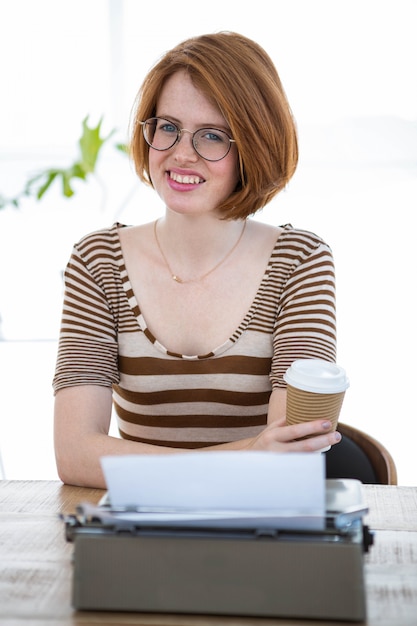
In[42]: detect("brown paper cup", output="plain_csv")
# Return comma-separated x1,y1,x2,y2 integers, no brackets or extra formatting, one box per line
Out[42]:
286,384,346,439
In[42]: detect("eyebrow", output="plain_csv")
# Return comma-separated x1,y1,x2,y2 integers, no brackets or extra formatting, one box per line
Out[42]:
156,114,232,133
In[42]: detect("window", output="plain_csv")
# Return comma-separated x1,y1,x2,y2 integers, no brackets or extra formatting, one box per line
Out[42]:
0,0,415,482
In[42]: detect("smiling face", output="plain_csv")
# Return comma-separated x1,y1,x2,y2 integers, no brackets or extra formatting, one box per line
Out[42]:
148,71,239,217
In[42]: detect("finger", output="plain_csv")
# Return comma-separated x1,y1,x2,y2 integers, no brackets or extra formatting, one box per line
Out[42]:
277,419,333,443
290,429,342,452
268,418,333,437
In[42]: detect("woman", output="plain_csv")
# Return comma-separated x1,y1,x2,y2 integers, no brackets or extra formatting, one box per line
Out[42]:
53,32,341,487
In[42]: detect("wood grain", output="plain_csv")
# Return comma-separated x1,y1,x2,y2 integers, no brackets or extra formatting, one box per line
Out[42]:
1,481,416,625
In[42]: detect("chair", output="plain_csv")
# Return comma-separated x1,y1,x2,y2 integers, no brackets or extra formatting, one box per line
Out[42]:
325,422,397,485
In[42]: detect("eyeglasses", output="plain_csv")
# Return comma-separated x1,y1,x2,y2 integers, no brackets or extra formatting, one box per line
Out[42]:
140,117,236,161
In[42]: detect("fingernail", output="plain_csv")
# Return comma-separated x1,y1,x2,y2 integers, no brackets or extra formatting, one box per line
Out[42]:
334,432,342,442
322,421,331,430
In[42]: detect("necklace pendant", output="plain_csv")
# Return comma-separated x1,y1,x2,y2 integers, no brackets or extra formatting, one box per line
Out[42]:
172,275,183,283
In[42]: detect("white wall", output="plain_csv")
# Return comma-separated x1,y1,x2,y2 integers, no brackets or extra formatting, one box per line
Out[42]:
1,0,416,484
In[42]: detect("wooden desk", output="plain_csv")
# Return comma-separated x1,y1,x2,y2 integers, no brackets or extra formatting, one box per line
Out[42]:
1,480,416,625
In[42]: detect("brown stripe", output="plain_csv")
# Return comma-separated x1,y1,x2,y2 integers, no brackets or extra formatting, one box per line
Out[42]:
118,355,272,376
115,404,268,428
118,430,224,448
114,385,271,407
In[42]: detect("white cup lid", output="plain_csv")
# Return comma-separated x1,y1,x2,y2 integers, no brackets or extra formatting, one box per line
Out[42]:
284,359,349,393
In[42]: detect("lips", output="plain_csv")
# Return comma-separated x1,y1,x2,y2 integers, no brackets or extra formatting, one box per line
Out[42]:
169,171,204,185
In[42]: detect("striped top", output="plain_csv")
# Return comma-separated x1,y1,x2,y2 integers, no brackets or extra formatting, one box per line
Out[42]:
53,222,337,448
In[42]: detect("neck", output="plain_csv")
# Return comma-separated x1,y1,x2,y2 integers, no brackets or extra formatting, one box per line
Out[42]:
154,217,247,284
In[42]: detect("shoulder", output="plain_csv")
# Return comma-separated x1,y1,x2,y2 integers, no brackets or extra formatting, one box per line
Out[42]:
275,224,333,263
72,223,127,265
278,224,331,251
268,224,334,276
74,222,124,252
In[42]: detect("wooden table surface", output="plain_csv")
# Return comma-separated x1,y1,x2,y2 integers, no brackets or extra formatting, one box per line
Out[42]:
1,480,416,625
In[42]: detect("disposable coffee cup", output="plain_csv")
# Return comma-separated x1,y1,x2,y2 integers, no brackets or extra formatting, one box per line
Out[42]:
284,359,349,441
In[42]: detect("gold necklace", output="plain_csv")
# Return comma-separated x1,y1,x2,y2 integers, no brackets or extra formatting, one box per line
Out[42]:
154,219,247,284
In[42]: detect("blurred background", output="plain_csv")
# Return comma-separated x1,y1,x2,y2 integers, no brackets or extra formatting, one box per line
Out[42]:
0,0,416,483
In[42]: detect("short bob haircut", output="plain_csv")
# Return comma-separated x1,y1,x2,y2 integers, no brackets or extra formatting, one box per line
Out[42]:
130,32,298,220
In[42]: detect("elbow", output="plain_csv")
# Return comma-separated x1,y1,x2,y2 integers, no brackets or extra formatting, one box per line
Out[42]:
54,440,106,489
54,442,88,487
55,450,80,486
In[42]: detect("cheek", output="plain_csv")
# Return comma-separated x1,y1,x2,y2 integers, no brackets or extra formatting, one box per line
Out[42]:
218,154,240,193
148,149,170,186
148,151,160,183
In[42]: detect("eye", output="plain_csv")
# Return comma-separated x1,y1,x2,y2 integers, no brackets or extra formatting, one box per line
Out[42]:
199,129,228,144
157,120,178,134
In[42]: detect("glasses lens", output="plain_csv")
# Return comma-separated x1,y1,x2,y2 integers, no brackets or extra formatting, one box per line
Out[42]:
143,118,178,151
193,128,232,161
142,118,233,160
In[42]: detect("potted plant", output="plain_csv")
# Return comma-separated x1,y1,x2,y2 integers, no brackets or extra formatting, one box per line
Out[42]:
0,116,127,210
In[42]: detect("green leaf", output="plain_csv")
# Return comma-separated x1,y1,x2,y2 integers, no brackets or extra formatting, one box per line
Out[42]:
69,162,88,181
79,116,115,174
61,171,75,197
0,114,127,210
115,142,129,154
35,170,60,200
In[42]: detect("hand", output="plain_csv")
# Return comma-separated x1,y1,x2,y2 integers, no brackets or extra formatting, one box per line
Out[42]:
247,417,342,452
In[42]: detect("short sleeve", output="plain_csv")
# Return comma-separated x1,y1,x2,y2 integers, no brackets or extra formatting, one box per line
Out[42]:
52,235,120,393
270,234,337,388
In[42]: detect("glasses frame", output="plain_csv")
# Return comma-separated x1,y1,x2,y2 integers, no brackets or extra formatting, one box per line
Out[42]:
140,117,236,162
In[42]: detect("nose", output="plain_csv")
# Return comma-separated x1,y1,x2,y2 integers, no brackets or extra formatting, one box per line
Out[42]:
173,129,198,162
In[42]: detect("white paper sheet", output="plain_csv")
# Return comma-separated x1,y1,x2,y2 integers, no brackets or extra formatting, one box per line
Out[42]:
100,452,326,530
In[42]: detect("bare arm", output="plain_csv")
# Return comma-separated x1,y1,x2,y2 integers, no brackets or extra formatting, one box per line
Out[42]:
54,386,341,488
53,385,185,488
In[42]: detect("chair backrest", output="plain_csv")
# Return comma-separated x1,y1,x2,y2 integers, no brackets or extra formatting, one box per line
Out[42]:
325,422,397,485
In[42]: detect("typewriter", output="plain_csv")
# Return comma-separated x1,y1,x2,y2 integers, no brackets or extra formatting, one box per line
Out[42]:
63,476,373,622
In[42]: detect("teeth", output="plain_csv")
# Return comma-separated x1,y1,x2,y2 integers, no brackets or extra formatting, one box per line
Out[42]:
170,172,202,185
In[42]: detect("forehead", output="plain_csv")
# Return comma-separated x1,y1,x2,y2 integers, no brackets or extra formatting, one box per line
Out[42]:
156,71,226,126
